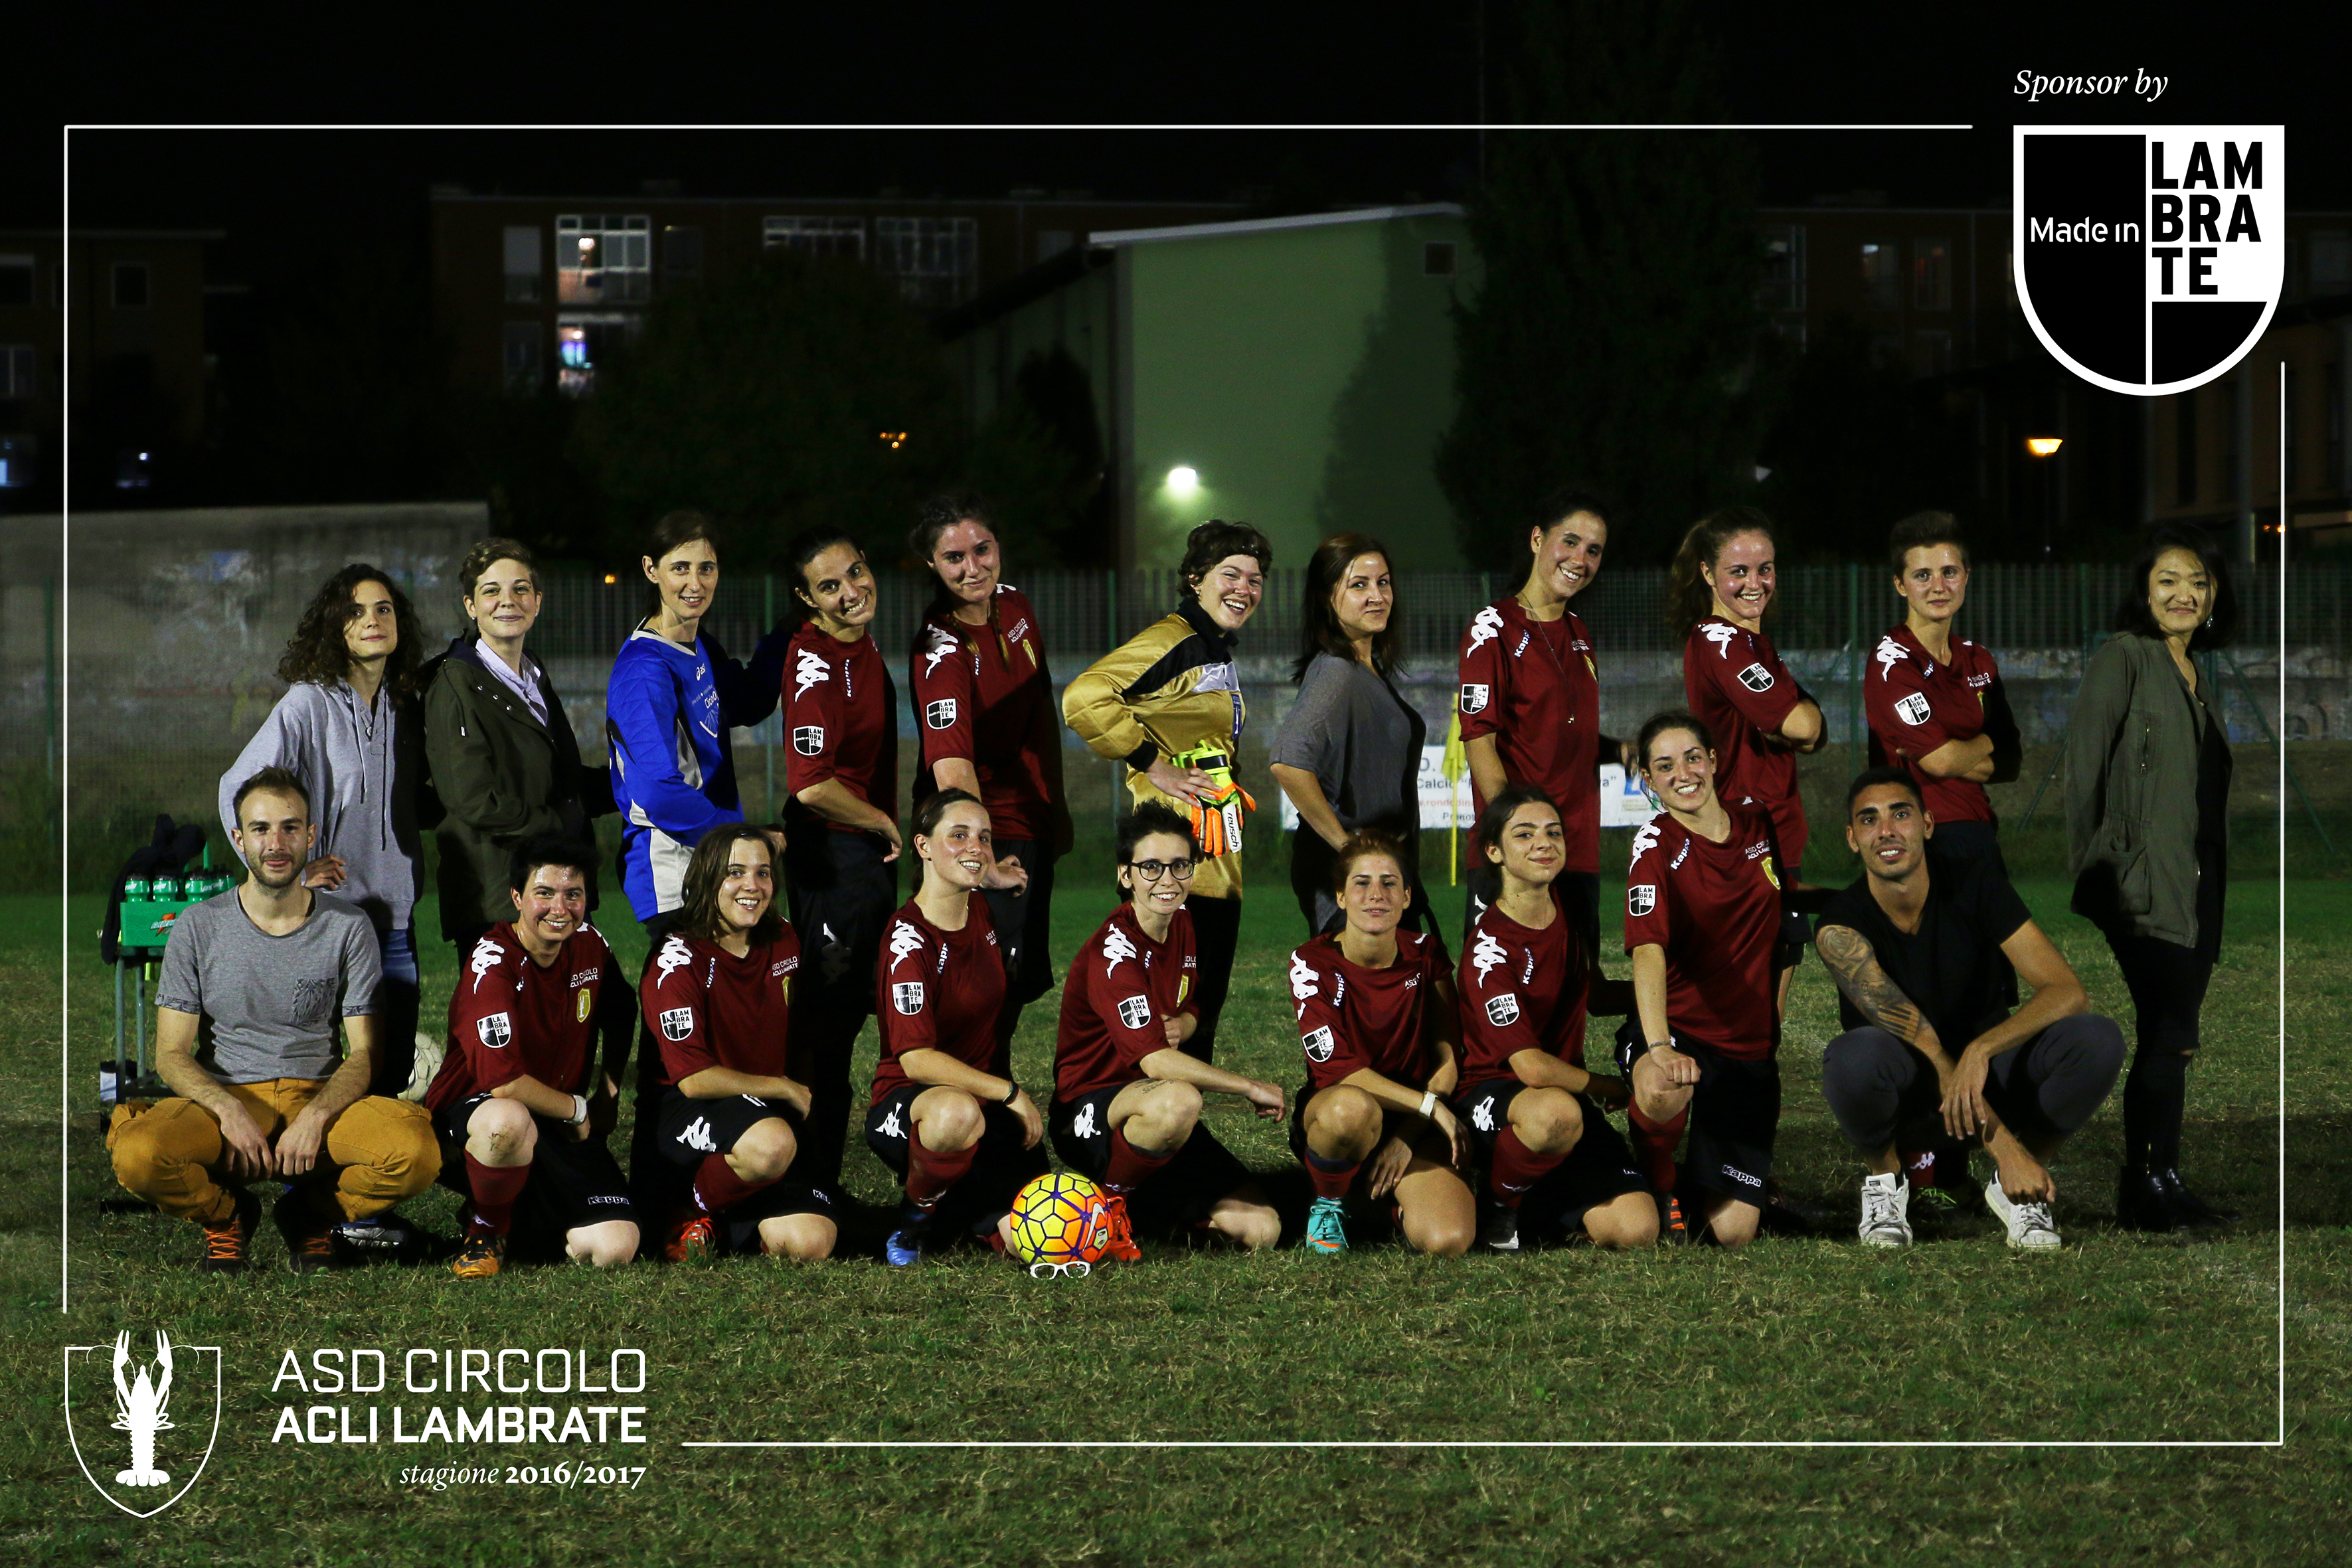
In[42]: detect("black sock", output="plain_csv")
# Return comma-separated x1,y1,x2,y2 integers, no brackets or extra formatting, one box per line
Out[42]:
2122,1050,2188,1169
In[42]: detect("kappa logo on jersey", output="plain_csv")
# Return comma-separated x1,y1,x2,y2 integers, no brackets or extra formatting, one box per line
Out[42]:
655,934,694,986
924,698,958,730
792,647,831,700
886,921,926,973
877,1105,905,1140
1875,636,1908,678
1466,605,1504,655
1117,994,1153,1030
1102,923,1139,978
1470,929,1509,982
475,1012,512,1050
1737,662,1775,693
1671,837,1691,869
1629,819,1663,865
1895,692,1933,726
921,624,959,676
1485,992,1521,1028
1288,951,1319,1006
2013,125,2284,394
792,726,825,755
1302,1026,1335,1063
1629,884,1657,917
1062,1100,1099,1142
678,1117,716,1153
1470,1096,1496,1133
891,981,925,1016
467,935,503,988
1703,623,1738,658
659,1006,695,1042
1458,682,1490,715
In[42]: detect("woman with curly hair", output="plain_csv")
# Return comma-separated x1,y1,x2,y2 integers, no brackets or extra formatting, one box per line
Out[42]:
218,564,430,1097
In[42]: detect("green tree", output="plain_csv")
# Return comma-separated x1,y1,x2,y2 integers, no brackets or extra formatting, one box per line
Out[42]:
1436,0,1785,569
571,250,966,570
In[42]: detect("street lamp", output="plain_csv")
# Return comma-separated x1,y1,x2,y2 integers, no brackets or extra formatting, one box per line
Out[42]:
2025,436,2064,457
2025,435,2064,557
1165,465,1200,496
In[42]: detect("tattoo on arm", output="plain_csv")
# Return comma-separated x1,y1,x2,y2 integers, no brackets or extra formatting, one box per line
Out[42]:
1814,926,1932,1046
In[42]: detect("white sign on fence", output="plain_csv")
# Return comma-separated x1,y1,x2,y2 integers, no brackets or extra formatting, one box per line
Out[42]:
1276,747,1659,832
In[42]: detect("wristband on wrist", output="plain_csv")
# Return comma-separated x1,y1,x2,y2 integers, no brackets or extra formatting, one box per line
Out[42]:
569,1093,589,1126
1418,1089,1439,1119
1002,1080,1021,1106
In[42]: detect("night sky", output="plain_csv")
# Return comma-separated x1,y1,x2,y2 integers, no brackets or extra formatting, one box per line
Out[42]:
20,4,2348,290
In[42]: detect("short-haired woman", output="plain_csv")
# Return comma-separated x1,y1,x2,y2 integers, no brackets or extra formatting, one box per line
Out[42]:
636,825,836,1263
425,538,614,957
907,491,1072,1069
2067,523,2240,1233
219,563,429,1097
1289,831,1474,1257
1271,533,1437,945
1064,520,1274,1065
865,790,1045,1267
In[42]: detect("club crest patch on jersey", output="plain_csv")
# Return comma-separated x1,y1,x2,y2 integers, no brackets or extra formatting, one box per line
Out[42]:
792,726,825,755
1738,662,1775,693
1459,682,1489,715
925,698,958,730
659,1006,694,1042
1302,1026,1335,1063
792,647,831,700
1485,992,1521,1027
1117,995,1153,1030
892,981,925,1016
475,1012,512,1050
1761,855,1782,891
1894,692,1932,726
575,988,593,1022
1628,884,1657,917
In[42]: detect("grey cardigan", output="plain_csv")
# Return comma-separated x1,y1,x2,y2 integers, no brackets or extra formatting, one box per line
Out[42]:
2065,631,2230,948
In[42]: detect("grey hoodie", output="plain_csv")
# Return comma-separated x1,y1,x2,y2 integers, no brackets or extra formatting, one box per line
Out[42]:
218,680,421,933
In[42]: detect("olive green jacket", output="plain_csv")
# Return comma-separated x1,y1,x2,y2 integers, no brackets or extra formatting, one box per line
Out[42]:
2065,631,2230,947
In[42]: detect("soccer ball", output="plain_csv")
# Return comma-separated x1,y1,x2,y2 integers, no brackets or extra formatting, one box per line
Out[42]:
1008,1172,1110,1267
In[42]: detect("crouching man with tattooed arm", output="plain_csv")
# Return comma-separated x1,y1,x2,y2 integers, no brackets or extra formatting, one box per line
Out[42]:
1813,768,2125,1251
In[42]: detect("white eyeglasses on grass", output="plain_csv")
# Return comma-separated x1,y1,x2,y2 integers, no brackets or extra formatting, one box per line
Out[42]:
1027,1260,1092,1280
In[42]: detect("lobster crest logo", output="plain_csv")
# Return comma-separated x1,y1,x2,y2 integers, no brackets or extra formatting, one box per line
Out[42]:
64,1330,222,1518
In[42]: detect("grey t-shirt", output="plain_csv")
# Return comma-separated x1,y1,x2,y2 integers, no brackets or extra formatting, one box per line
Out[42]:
155,890,382,1085
1271,653,1427,835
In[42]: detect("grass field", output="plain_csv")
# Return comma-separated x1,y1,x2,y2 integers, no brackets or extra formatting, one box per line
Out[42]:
5,853,2350,1564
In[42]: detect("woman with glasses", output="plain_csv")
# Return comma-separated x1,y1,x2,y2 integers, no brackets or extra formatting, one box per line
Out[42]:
1049,804,1284,1259
1289,831,1473,1257
1064,519,1273,1065
907,491,1072,1067
425,538,614,957
865,789,1045,1267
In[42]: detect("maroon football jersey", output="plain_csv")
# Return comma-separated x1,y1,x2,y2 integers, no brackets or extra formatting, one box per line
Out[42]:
1683,616,1809,870
1622,803,1783,1059
910,586,1057,842
639,927,802,1087
1865,623,2002,826
1052,902,1198,1103
1457,599,1602,874
784,621,894,830
1457,890,1588,1083
1289,928,1442,1093
426,922,626,1110
872,895,1008,1103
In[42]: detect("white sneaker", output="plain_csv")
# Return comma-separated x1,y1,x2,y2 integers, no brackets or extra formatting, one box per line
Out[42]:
1858,1171,1912,1247
1983,1174,2061,1250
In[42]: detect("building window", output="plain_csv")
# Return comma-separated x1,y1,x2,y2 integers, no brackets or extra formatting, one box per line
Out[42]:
2176,394,2197,504
2313,230,2352,291
1423,241,1457,277
555,311,641,398
662,225,704,281
1770,317,1807,351
1912,236,1952,310
763,216,865,258
0,434,33,488
503,322,543,396
1036,230,1074,265
0,258,30,307
0,346,31,399
502,226,542,303
875,216,978,309
113,262,150,308
555,214,651,305
1913,330,1952,376
1759,224,1806,311
1860,241,1901,311
116,449,153,489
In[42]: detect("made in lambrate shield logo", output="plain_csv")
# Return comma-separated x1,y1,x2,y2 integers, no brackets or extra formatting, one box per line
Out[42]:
63,1330,222,1518
2013,125,2283,395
